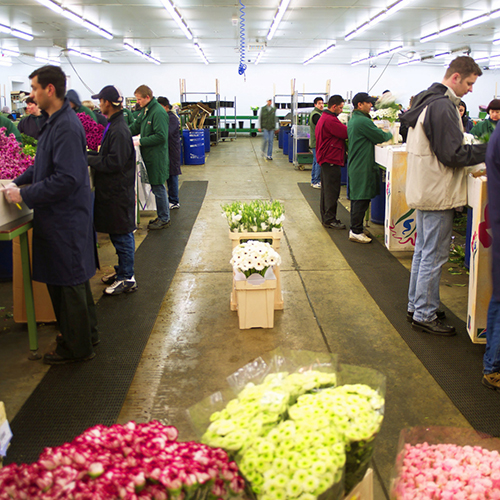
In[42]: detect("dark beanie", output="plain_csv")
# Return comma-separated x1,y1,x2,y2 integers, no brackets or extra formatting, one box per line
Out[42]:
487,99,500,113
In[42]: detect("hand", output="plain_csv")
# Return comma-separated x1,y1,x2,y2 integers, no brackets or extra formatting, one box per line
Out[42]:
258,129,262,132
1,185,23,204
133,137,140,147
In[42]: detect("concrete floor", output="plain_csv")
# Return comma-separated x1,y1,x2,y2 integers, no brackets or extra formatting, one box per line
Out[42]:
0,136,473,499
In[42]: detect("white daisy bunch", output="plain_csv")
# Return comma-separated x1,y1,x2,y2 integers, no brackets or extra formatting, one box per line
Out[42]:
463,132,481,145
338,113,350,125
238,419,346,500
230,240,281,278
221,200,285,233
370,107,399,122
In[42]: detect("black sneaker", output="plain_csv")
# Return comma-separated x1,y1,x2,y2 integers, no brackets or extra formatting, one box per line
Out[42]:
148,219,171,230
148,217,159,225
407,310,446,323
412,318,456,336
104,277,138,295
101,272,117,285
323,220,346,230
169,203,180,209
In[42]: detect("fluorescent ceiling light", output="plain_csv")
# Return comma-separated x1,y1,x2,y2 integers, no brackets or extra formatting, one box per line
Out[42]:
67,48,102,63
491,9,500,19
303,43,336,65
1,47,20,56
434,51,450,58
351,45,402,65
254,51,264,65
193,43,209,65
62,9,84,24
494,38,500,45
99,29,113,40
36,0,63,14
82,20,101,35
420,32,440,43
160,0,193,40
35,56,61,66
345,0,412,41
398,57,420,66
123,43,161,64
267,0,291,41
123,43,135,53
11,29,34,41
461,14,489,30
439,25,461,36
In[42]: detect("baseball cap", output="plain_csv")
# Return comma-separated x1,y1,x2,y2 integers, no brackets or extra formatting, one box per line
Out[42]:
91,85,123,106
487,99,500,113
352,92,377,108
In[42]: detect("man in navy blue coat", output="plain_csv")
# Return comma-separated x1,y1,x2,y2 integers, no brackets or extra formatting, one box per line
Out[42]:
1,66,98,364
483,124,500,390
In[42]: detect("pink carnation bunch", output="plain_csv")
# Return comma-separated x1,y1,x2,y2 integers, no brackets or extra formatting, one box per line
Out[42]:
0,421,245,500
0,127,34,180
392,442,500,499
77,113,105,151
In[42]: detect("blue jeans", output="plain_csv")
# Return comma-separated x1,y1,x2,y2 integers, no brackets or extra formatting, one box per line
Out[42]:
151,184,170,222
484,299,500,374
408,209,454,322
109,232,135,280
262,129,274,157
167,175,179,205
311,148,321,185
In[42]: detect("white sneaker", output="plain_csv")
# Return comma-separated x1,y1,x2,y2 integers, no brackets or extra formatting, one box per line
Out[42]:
311,183,321,189
349,230,372,244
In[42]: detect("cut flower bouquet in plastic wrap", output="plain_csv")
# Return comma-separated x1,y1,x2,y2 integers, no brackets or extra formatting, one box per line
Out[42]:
390,426,500,499
188,349,386,500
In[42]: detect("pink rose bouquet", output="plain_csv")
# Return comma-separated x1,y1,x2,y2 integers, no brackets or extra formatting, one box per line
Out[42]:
391,427,500,499
77,112,105,151
0,421,245,499
0,127,34,180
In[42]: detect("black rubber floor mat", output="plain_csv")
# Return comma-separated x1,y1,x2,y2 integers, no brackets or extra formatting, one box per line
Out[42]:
5,181,208,465
298,182,500,436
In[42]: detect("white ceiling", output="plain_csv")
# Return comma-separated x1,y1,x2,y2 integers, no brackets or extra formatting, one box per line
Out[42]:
1,0,500,68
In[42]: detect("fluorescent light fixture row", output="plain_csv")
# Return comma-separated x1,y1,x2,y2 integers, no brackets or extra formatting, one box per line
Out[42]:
351,45,403,66
494,38,500,45
35,56,61,66
0,23,33,41
67,48,102,63
35,0,113,40
420,8,500,43
254,51,264,65
303,43,336,65
193,43,209,65
159,0,193,40
345,0,411,41
1,47,20,57
267,0,291,41
398,57,421,66
123,43,161,65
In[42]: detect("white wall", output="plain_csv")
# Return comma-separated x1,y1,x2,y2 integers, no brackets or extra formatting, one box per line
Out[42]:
1,62,499,118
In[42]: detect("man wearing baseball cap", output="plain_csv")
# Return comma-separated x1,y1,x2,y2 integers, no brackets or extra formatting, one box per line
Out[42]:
471,98,500,139
347,92,392,244
88,85,138,295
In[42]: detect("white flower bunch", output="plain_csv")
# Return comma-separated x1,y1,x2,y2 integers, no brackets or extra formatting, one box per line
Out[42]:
230,240,281,278
221,200,285,233
370,108,399,122
338,113,349,125
463,132,481,145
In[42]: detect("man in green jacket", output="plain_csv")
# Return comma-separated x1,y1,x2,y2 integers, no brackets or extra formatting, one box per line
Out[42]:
0,114,22,143
259,99,276,160
471,99,500,139
66,89,98,122
129,84,170,230
347,92,392,244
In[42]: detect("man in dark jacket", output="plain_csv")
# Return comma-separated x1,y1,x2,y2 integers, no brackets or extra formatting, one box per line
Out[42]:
17,96,46,139
158,97,182,209
66,89,98,123
482,123,500,390
1,65,98,364
315,95,348,230
259,99,276,160
88,85,137,295
309,97,324,188
400,56,487,336
129,85,170,230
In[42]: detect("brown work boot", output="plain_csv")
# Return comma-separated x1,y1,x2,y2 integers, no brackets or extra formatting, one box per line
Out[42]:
482,372,500,391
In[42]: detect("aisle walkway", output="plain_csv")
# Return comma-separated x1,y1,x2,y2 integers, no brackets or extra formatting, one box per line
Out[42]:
116,137,471,499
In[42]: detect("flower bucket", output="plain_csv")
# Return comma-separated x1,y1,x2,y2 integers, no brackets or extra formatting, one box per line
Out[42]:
390,426,500,499
234,268,277,329
229,230,284,310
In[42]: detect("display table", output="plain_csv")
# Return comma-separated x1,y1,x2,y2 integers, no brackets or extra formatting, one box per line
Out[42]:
375,145,416,252
0,214,40,360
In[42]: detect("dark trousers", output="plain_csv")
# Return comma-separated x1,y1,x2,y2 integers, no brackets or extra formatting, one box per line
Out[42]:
320,163,342,224
47,280,98,359
350,199,371,234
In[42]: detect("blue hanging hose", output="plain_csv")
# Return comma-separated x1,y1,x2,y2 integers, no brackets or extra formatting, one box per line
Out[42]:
238,0,247,76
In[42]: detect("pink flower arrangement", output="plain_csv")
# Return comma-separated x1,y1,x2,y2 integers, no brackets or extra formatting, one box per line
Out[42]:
0,127,35,180
392,442,500,499
0,421,245,500
77,113,105,151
